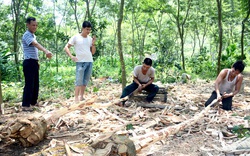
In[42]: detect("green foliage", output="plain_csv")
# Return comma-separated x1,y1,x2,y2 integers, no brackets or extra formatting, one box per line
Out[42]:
232,124,250,138
0,41,17,81
126,124,134,130
221,44,246,69
2,82,22,102
93,86,99,92
92,56,121,80
231,116,250,138
186,47,216,79
1,0,250,105
244,116,250,120
39,60,75,100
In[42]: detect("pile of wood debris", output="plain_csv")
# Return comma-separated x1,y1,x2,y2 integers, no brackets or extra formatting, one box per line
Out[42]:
0,77,249,156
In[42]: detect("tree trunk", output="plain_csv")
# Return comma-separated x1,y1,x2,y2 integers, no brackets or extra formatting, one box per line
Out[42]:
117,0,126,90
131,10,135,67
241,1,250,59
0,70,3,115
69,0,80,32
11,0,24,81
216,0,223,75
176,0,192,71
85,0,91,20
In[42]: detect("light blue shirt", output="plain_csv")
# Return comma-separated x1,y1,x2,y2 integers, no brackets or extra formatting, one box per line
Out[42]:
22,30,39,60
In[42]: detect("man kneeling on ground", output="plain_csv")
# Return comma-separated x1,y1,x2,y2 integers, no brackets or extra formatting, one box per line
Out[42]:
120,57,159,106
205,60,245,110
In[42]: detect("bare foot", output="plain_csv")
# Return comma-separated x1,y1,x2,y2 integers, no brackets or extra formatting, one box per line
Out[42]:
79,97,85,101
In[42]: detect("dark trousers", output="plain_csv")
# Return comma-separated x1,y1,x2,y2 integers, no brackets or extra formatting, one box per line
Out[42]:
120,81,159,102
205,91,233,110
22,59,39,107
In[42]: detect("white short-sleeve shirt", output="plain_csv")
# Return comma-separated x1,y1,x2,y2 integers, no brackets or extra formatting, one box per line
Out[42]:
68,34,93,62
133,65,155,83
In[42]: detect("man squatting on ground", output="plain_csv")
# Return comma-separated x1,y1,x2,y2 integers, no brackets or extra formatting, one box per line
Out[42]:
64,21,96,103
22,17,53,112
120,58,159,106
205,60,245,110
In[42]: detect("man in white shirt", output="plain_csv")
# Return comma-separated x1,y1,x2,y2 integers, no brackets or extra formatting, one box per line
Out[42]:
64,21,96,103
120,58,159,105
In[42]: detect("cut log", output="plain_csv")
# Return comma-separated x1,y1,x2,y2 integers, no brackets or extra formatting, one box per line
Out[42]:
131,99,218,152
0,98,96,147
0,96,133,147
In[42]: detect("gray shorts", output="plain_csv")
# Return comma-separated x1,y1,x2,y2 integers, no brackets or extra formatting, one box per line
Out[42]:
75,62,93,86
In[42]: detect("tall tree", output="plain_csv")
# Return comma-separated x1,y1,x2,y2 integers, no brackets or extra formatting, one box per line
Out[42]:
240,0,250,59
175,0,192,71
216,0,223,75
0,70,3,115
117,0,126,89
69,0,81,32
84,0,97,21
11,0,29,81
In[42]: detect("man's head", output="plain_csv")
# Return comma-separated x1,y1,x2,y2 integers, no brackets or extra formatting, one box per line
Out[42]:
26,17,37,33
142,58,152,71
143,58,152,66
231,60,245,76
81,21,92,36
232,60,245,73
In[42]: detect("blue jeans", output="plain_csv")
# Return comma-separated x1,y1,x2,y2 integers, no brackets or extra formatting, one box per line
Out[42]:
75,62,93,86
120,81,159,102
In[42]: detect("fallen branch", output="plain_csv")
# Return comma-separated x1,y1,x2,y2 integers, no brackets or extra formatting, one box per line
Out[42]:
131,99,218,152
64,140,72,156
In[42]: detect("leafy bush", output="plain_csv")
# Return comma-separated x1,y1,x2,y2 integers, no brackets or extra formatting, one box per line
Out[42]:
221,44,246,69
0,41,17,81
231,116,250,138
186,47,216,79
2,81,22,102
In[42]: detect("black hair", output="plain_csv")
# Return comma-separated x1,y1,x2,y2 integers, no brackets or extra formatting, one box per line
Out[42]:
26,17,36,24
232,60,245,73
143,58,152,66
82,21,92,28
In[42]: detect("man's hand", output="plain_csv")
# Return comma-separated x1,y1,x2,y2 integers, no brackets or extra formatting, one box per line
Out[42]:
216,93,222,102
222,92,233,98
137,84,143,93
141,84,147,89
71,56,78,62
45,51,53,59
92,36,96,46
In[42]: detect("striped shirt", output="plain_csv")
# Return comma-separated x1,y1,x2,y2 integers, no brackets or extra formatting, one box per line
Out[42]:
22,30,39,60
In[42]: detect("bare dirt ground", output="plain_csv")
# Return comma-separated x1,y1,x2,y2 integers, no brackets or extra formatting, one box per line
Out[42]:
0,74,250,156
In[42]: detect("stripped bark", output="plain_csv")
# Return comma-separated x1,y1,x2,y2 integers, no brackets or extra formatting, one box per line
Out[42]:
0,96,132,147
131,99,218,152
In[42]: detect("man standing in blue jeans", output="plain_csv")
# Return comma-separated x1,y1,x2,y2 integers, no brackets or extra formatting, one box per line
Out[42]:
64,21,96,103
120,58,159,106
22,17,53,111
